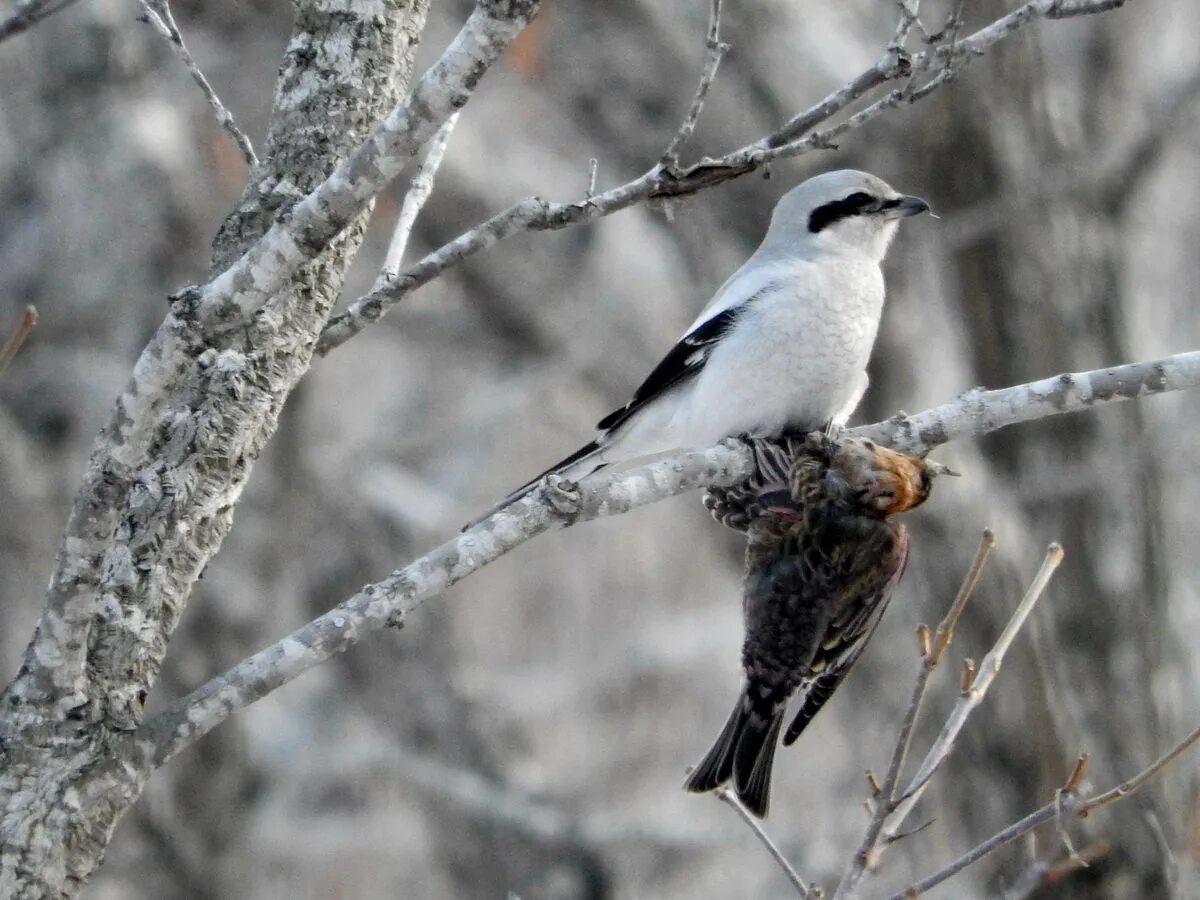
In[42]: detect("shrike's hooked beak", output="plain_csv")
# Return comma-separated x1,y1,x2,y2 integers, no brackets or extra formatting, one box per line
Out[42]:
882,195,932,219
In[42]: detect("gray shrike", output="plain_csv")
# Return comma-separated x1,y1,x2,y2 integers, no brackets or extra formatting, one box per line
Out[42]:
470,170,929,525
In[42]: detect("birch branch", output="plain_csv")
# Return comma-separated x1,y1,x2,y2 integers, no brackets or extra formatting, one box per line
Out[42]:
142,349,1200,766
0,0,82,45
185,0,540,332
374,112,459,289
316,0,1127,354
137,0,258,168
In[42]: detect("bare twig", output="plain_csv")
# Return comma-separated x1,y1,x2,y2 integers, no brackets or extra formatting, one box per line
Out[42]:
374,112,460,289
1063,753,1090,794
1047,0,1127,18
137,0,258,168
316,0,1126,354
890,0,925,48
188,0,540,332
884,723,1200,900
837,530,996,896
661,0,729,168
885,796,1085,900
929,529,996,665
586,157,598,199
855,546,1064,889
0,0,82,45
142,351,1200,765
715,788,810,896
1143,811,1180,899
0,305,38,375
896,545,1064,805
1079,723,1200,815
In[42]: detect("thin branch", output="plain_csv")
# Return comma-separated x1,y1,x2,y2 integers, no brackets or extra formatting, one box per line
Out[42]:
586,158,598,198
660,0,729,168
883,723,1200,900
374,112,460,289
715,788,811,896
1079,723,1200,814
890,0,926,48
929,529,996,665
902,545,1064,801
141,438,754,765
836,530,996,897
884,795,1084,900
0,305,38,375
317,0,1125,354
141,350,1200,764
137,0,258,168
1047,0,1127,18
185,0,540,332
851,544,1064,891
0,0,82,45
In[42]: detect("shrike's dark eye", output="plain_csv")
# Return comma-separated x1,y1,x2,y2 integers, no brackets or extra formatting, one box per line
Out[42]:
843,192,873,206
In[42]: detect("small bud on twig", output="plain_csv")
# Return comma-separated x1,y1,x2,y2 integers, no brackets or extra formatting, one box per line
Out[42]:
866,770,882,796
916,624,931,658
1063,752,1090,794
960,658,976,695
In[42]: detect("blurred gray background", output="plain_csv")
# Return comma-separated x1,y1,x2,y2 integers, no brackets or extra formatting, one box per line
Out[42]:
3,0,1200,897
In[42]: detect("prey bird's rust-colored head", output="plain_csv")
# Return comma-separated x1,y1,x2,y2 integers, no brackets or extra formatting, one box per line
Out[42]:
788,434,951,518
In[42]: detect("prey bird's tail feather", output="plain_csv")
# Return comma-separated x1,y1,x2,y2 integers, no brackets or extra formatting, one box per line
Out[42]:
683,683,787,818
461,438,606,531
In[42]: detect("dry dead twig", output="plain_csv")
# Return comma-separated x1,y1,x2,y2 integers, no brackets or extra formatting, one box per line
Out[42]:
136,0,258,168
0,305,38,376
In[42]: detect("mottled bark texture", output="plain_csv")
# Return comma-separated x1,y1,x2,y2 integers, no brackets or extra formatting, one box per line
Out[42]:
0,1,429,896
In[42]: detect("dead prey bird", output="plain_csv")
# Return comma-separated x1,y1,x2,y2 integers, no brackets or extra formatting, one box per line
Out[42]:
684,434,947,817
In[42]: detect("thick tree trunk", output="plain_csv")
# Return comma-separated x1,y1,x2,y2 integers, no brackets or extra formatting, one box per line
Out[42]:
0,1,429,895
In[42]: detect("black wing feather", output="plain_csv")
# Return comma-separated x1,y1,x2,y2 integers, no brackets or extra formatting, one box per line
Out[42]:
782,526,911,745
596,307,739,432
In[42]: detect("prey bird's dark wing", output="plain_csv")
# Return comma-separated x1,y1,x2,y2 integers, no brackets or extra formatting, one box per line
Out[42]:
782,523,911,746
703,436,810,531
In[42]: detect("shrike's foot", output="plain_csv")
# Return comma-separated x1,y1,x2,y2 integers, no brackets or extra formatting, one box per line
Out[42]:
542,473,582,518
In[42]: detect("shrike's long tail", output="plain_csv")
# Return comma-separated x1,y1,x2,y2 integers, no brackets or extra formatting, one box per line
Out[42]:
461,438,609,530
